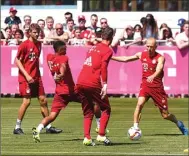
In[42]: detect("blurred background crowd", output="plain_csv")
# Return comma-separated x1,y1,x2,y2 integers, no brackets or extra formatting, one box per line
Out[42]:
0,5,188,50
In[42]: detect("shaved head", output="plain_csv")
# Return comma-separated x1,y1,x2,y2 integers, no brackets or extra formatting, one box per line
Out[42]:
146,37,157,57
146,37,157,46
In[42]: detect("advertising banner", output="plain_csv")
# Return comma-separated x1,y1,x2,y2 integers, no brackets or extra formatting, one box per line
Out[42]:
1,46,188,94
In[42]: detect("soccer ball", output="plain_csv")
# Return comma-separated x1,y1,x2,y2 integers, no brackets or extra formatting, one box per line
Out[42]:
127,127,142,140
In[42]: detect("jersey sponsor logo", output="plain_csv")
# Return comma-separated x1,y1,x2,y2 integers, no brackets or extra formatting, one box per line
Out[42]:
11,49,43,76
142,63,148,71
29,52,37,61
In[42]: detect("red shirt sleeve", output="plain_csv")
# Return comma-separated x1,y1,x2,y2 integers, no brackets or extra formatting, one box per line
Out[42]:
16,43,26,62
59,55,68,65
46,54,55,75
101,50,113,84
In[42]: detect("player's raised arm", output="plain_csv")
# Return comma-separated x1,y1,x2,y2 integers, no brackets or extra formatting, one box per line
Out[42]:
111,52,141,62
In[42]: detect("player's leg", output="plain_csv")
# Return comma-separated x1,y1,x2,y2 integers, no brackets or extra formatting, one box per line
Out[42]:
93,90,112,146
37,79,50,118
93,102,109,134
159,109,188,135
13,96,31,134
32,112,60,143
37,80,62,133
32,94,69,142
77,85,95,146
38,95,62,133
94,103,101,130
133,96,148,130
151,87,188,135
13,81,32,134
38,95,49,118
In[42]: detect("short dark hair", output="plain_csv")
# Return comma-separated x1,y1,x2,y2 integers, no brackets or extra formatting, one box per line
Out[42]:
15,29,24,39
5,26,11,31
101,27,114,40
53,41,66,52
29,23,41,32
91,14,98,18
64,12,73,18
37,19,45,23
67,18,74,24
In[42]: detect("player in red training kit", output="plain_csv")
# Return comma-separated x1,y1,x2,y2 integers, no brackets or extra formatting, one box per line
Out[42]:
32,41,80,142
13,23,62,135
77,27,114,146
111,37,188,135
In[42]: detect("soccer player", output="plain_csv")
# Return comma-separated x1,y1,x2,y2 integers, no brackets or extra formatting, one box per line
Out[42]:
32,40,79,142
13,23,62,134
111,37,188,135
76,27,114,146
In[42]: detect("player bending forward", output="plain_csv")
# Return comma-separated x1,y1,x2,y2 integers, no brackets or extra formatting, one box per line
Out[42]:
32,41,80,142
76,27,114,146
111,37,188,135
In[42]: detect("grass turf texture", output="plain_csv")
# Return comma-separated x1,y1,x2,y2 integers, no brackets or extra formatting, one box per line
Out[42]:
1,98,188,155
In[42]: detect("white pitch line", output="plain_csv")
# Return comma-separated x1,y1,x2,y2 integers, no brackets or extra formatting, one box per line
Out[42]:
1,151,185,155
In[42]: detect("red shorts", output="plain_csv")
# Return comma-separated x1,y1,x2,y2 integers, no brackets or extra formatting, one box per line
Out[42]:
139,85,168,110
19,79,45,97
76,84,111,116
51,93,80,113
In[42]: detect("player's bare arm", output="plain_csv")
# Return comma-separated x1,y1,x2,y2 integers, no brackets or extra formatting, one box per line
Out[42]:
100,60,108,99
15,58,34,83
55,63,66,82
147,56,165,83
111,52,142,62
175,39,189,50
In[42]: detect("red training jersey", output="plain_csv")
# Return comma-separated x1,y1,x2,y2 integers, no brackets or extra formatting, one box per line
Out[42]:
140,51,164,87
80,29,96,40
47,54,75,95
16,39,41,82
77,43,113,88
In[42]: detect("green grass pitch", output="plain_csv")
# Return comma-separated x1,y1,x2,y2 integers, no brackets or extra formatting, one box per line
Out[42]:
1,98,188,155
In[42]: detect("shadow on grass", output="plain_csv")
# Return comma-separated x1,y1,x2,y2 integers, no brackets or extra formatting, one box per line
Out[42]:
43,139,143,146
149,133,183,136
43,138,83,142
111,142,142,146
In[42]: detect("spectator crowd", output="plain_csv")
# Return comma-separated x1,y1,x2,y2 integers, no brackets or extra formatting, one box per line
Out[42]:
1,7,189,50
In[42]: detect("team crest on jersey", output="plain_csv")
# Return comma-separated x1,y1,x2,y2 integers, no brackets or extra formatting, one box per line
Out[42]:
152,59,156,64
